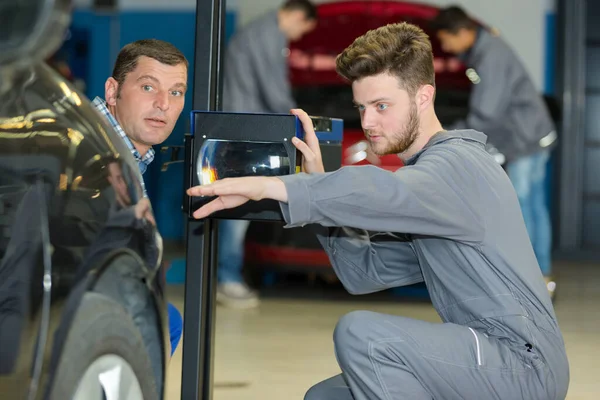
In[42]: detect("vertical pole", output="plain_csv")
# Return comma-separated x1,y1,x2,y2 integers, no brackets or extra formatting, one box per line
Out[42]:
181,0,226,399
181,220,218,400
556,0,586,253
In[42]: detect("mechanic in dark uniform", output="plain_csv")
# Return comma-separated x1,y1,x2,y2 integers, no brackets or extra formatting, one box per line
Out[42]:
216,0,318,308
187,22,570,400
431,6,558,299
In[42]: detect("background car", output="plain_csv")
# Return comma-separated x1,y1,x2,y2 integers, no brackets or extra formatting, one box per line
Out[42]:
0,1,168,399
243,0,472,293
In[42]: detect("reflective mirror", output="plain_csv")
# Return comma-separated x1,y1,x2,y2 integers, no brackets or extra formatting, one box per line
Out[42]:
197,140,291,185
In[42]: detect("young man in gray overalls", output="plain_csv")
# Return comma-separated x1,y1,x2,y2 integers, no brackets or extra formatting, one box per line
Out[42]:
187,22,570,400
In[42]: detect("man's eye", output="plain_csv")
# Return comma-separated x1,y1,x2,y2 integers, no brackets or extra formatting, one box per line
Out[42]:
142,85,153,91
354,105,365,111
377,104,388,111
171,90,184,97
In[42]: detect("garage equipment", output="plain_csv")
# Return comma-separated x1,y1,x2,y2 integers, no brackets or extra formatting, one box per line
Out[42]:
179,1,342,399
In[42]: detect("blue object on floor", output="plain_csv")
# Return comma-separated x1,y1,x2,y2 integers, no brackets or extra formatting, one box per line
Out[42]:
166,258,186,284
168,302,183,356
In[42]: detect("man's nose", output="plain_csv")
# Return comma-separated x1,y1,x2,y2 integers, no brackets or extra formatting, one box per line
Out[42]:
361,108,377,130
154,91,170,111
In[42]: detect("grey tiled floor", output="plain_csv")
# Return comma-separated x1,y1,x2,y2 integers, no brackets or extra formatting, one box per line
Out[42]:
164,261,600,399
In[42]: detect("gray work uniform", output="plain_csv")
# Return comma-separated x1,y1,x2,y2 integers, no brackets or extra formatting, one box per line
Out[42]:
450,29,556,164
278,130,569,400
222,11,296,113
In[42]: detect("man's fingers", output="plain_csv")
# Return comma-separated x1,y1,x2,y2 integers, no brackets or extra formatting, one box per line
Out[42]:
187,185,214,197
187,178,259,219
292,137,315,161
192,198,226,219
291,108,321,153
290,108,310,121
192,195,250,219
186,179,238,198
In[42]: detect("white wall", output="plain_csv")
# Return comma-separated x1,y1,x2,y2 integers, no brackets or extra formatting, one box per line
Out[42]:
233,0,553,91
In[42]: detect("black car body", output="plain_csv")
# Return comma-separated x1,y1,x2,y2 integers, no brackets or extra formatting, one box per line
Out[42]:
0,1,167,399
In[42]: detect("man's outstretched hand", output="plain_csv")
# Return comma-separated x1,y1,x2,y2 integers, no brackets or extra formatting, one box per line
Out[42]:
186,176,287,219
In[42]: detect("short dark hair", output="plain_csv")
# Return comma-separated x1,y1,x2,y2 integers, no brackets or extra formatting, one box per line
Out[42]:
335,22,435,96
281,0,318,20
430,6,478,34
112,39,188,93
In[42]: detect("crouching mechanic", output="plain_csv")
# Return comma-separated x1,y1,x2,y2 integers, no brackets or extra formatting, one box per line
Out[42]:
93,39,187,357
187,23,569,400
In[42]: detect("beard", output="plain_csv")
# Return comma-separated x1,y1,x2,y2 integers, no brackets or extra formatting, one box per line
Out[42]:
366,101,420,156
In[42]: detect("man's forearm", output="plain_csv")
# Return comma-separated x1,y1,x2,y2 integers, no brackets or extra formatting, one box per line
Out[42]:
267,177,288,202
277,161,484,243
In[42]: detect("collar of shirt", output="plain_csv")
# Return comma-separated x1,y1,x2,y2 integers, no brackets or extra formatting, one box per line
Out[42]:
405,129,488,166
92,96,155,174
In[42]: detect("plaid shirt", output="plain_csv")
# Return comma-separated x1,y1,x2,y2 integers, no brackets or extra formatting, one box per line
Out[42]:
92,96,155,175
93,96,156,197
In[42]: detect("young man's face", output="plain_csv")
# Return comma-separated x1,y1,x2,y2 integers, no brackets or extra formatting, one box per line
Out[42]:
436,29,472,55
352,72,421,157
105,56,188,153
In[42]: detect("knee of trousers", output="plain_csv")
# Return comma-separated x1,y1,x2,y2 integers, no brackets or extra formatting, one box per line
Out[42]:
303,382,326,400
333,310,377,369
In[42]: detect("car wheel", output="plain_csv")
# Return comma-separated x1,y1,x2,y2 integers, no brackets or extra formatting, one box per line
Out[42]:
48,292,161,400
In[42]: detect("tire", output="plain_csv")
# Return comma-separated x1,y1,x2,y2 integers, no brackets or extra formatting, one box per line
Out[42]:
48,292,161,400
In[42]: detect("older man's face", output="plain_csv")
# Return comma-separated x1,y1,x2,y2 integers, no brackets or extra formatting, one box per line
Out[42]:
105,56,188,154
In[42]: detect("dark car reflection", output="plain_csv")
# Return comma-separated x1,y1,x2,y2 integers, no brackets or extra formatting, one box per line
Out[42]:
0,62,167,399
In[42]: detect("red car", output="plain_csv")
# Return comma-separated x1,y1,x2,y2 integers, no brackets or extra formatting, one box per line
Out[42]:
244,1,472,284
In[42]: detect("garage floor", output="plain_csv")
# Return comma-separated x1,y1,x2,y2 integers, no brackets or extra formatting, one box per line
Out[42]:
164,261,600,400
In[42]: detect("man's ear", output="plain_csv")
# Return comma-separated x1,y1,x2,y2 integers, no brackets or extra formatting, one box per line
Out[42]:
105,77,119,106
416,84,436,112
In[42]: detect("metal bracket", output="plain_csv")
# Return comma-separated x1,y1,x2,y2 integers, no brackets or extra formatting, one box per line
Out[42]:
160,144,185,171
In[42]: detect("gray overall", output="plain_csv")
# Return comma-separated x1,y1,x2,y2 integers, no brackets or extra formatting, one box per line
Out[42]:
278,130,569,400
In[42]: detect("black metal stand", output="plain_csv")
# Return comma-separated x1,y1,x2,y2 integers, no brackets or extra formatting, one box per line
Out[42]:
181,0,226,399
181,220,218,399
